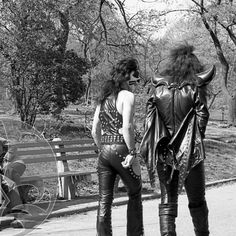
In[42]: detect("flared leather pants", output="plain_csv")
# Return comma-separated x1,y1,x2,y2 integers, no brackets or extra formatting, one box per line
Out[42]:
157,161,206,205
157,161,209,235
97,143,144,236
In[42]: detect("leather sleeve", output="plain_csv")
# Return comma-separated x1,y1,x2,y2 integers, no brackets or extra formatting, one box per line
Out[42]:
195,85,209,138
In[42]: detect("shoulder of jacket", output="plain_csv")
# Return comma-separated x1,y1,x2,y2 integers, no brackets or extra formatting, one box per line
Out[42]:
151,76,172,87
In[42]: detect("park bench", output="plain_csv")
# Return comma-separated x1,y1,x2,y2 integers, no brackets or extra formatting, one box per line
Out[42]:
13,138,98,201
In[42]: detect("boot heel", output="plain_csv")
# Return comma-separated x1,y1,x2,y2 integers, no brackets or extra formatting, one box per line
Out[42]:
159,203,178,236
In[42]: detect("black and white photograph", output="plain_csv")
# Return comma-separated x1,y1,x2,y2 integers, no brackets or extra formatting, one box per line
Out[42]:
0,0,236,235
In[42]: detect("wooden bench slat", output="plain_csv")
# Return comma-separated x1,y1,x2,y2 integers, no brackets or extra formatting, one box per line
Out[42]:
17,146,97,156
14,139,95,148
50,139,95,146
20,171,97,181
15,142,53,148
22,156,55,163
22,153,98,164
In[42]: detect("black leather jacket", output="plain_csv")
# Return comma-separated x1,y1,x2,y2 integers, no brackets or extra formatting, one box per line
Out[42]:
152,76,209,137
140,66,216,191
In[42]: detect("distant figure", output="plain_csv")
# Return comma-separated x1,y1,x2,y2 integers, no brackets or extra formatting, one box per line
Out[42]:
0,138,26,214
3,145,26,201
140,44,215,236
92,58,144,236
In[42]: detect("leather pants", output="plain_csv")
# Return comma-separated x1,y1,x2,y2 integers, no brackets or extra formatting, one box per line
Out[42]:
157,161,209,236
97,144,144,236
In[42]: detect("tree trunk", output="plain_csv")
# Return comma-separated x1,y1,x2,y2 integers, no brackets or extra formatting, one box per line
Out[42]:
19,107,37,128
85,77,91,105
228,92,236,126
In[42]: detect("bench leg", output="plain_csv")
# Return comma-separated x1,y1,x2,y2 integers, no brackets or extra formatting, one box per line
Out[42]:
58,176,75,200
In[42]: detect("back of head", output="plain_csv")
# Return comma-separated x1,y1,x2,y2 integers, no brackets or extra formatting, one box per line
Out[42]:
161,44,204,84
110,58,139,83
96,58,139,105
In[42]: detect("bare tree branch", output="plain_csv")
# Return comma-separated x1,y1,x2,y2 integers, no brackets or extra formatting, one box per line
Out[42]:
115,0,142,36
208,90,221,109
98,0,135,47
158,8,201,16
195,0,232,98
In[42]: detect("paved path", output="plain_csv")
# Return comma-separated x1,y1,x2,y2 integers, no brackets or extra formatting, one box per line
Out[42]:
2,182,236,236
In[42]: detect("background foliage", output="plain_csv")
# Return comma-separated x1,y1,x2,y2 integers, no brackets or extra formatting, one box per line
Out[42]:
0,0,236,129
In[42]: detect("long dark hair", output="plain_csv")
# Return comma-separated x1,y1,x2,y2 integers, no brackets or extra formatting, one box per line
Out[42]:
96,58,139,105
160,44,204,84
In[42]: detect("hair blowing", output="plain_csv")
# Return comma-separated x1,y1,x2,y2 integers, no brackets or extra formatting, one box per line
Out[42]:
161,44,204,84
96,58,139,105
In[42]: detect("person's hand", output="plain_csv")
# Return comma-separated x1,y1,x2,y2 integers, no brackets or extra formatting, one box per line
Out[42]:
94,143,101,154
199,127,206,139
95,148,102,155
121,154,135,168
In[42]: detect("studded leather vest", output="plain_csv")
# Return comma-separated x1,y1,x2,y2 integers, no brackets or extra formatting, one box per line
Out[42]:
99,97,123,136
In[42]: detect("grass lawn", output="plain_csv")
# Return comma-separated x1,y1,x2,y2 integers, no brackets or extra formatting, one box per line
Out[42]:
204,122,236,182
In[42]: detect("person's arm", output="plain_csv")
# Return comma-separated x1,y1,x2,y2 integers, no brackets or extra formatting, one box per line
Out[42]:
121,91,136,168
195,86,209,139
122,91,136,150
91,105,102,150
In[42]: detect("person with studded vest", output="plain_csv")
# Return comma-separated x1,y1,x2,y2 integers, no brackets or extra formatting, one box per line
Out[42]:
92,58,144,236
140,44,216,236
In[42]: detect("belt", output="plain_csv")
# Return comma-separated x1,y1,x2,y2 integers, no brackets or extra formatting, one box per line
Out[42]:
101,135,125,144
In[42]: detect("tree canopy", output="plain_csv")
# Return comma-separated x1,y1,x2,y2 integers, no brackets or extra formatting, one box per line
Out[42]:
0,0,236,126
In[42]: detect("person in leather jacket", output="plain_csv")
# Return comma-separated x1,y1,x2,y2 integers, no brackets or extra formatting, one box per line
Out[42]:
92,58,144,236
140,44,216,236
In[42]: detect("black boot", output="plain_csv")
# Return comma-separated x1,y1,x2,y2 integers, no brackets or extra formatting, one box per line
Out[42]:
96,201,112,236
189,201,209,236
96,215,112,236
127,192,144,236
159,203,178,236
